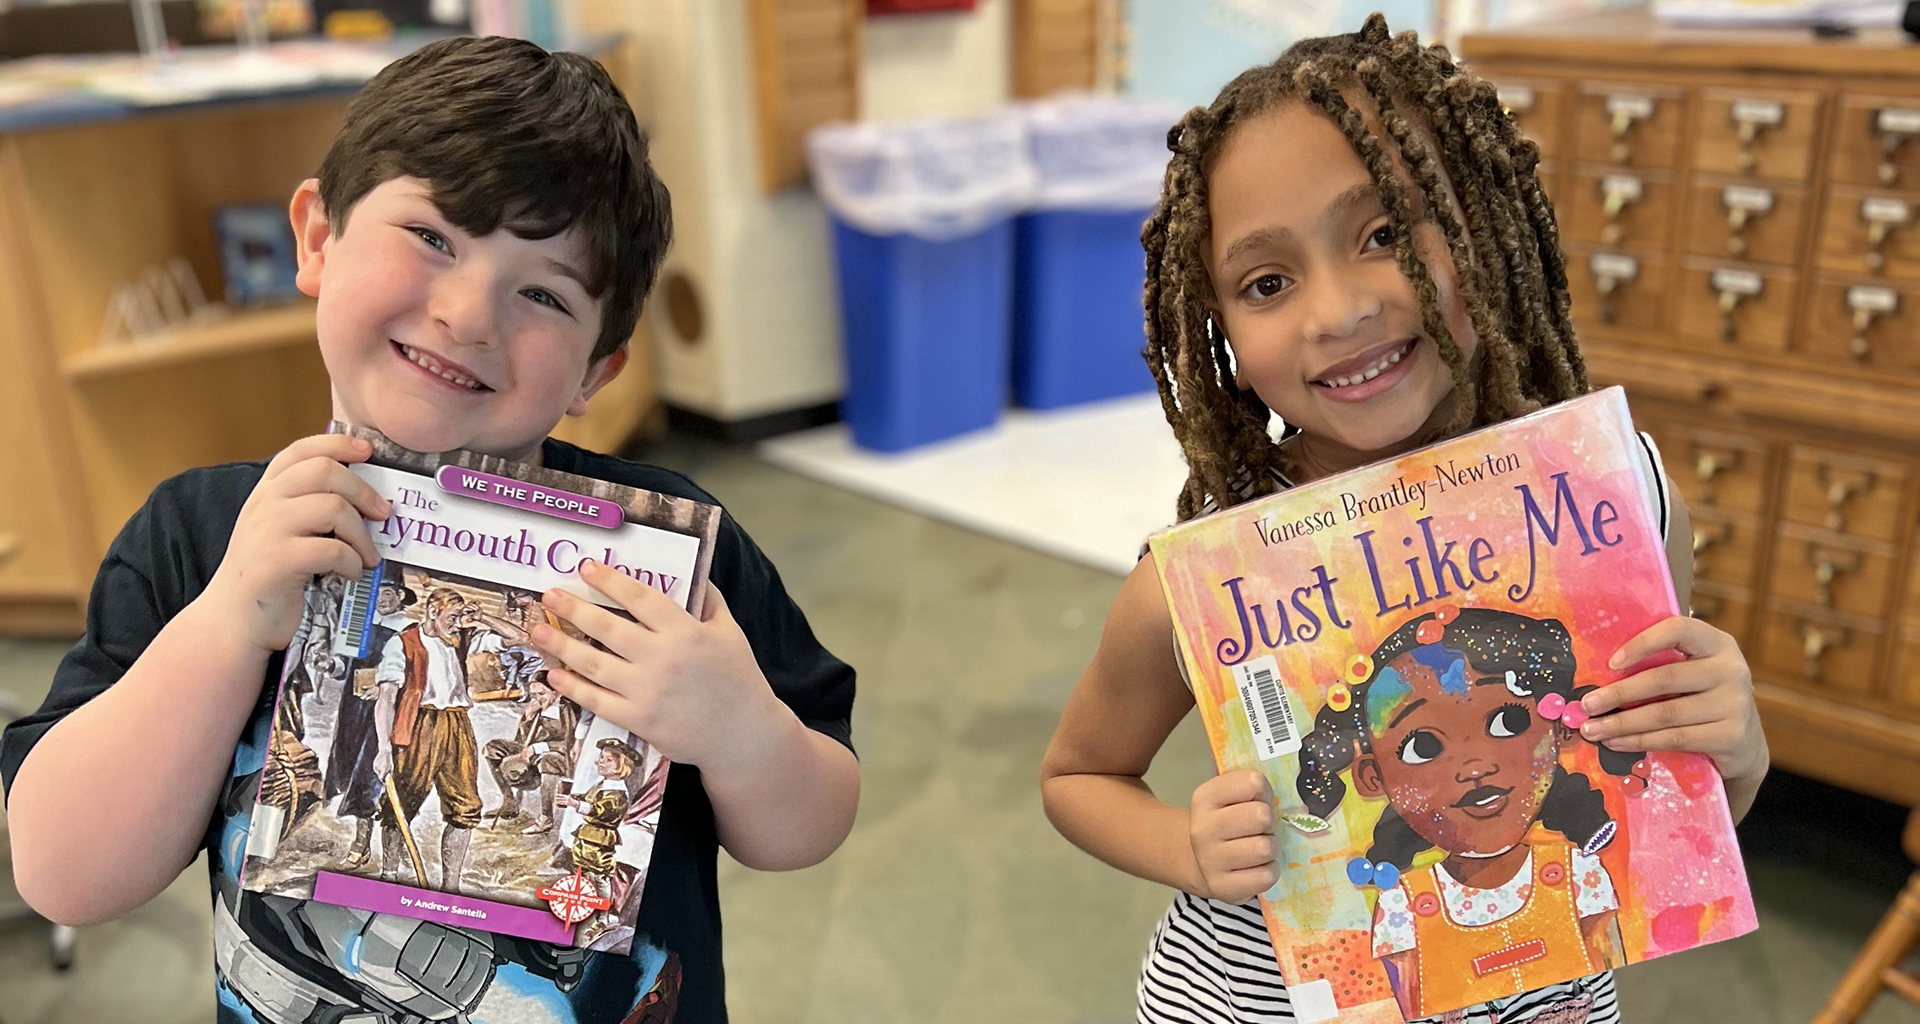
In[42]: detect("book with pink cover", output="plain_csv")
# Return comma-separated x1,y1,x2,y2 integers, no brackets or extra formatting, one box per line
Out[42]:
1146,388,1756,1022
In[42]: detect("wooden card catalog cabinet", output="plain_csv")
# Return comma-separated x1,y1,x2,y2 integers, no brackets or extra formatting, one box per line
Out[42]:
1466,9,1920,809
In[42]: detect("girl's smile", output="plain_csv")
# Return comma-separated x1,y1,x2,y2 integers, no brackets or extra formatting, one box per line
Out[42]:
1310,336,1420,403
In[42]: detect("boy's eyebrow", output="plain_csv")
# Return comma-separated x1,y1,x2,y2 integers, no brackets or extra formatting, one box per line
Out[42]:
544,257,591,291
1387,697,1427,729
1217,181,1384,274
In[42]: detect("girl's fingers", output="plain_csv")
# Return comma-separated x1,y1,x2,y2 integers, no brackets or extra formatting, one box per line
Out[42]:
1581,692,1729,744
1608,615,1731,671
1599,723,1733,759
1581,661,1717,715
578,560,688,631
1218,834,1278,870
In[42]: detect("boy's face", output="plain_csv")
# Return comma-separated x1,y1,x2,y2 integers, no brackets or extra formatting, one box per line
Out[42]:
1203,99,1479,458
293,177,626,462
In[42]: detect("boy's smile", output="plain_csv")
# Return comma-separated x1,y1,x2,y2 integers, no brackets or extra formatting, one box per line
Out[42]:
1204,100,1479,461
292,176,625,463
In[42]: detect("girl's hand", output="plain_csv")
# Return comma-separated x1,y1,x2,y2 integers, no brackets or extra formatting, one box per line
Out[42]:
203,434,392,655
531,561,782,771
1578,615,1768,783
1188,770,1279,903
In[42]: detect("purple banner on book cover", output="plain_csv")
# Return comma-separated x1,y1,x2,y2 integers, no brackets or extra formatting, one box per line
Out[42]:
313,871,576,944
435,465,622,529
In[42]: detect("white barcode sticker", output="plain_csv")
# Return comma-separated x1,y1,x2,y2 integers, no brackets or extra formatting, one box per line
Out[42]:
1712,268,1764,295
1590,252,1639,280
1290,978,1340,1023
1848,286,1899,313
1722,184,1774,212
1862,196,1912,224
1234,655,1302,761
1730,98,1784,126
332,566,379,660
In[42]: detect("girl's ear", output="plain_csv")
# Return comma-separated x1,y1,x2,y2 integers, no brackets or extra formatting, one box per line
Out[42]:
290,179,331,299
1354,752,1387,798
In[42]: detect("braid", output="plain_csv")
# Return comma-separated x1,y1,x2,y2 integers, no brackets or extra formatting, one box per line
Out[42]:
1145,11,1590,521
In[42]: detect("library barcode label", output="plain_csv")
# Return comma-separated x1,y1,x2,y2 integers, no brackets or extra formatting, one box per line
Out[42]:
1234,655,1301,761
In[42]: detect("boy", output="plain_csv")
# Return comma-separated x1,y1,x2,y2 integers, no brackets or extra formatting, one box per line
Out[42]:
0,36,859,1024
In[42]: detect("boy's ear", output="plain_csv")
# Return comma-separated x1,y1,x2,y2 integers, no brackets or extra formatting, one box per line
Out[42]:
566,346,630,417
290,179,331,299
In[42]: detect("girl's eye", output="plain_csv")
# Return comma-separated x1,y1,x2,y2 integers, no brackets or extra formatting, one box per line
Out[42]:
411,227,450,254
1245,274,1291,300
1488,703,1531,738
522,288,570,314
1363,224,1396,251
1397,730,1443,765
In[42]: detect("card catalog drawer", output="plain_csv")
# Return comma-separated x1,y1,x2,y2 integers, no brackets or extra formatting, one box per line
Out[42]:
1685,177,1808,265
1690,507,1764,588
1568,247,1669,333
1782,445,1910,542
1693,86,1821,181
1565,165,1676,250
1768,525,1897,620
1675,259,1794,352
1667,425,1771,518
1829,94,1920,189
1493,77,1566,160
1575,82,1685,170
1761,604,1883,697
1690,581,1755,644
1815,186,1920,281
1797,276,1920,372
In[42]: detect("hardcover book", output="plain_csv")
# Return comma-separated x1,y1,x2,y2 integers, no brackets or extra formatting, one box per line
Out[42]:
1147,388,1756,1022
237,424,721,955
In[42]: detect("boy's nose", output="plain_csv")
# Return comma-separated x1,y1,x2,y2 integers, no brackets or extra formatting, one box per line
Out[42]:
428,272,499,349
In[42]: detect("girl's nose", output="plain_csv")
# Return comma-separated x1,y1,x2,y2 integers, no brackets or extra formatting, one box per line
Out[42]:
1301,270,1384,343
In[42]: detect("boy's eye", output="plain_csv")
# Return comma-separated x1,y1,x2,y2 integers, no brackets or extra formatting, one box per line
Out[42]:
1397,730,1443,765
522,288,570,314
411,227,451,253
1245,273,1291,300
1488,703,1531,739
1364,224,1396,251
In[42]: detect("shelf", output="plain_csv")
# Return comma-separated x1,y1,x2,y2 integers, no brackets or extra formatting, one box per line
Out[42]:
63,300,318,382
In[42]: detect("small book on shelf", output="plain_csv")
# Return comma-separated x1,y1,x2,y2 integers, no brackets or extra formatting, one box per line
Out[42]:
236,422,721,955
1146,387,1756,1022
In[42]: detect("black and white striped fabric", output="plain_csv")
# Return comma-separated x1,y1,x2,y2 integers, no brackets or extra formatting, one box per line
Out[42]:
1140,433,1672,1024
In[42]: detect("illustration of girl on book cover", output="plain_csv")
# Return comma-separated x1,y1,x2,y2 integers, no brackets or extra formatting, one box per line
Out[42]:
1294,606,1645,1019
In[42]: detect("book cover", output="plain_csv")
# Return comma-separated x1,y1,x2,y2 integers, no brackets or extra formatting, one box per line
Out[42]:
238,423,722,955
1146,388,1757,1022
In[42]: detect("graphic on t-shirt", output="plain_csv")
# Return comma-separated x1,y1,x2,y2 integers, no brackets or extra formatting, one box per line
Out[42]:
1147,388,1757,1022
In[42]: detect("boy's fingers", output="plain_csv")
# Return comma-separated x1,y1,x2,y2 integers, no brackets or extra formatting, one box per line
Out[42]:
699,584,732,625
579,561,685,630
288,537,365,582
546,667,618,721
276,457,392,521
530,625,635,696
1609,615,1731,670
264,434,371,480
540,590,647,661
1581,662,1715,714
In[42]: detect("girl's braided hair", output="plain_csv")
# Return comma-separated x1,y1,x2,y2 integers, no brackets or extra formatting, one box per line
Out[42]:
1146,13,1587,522
1295,608,1643,870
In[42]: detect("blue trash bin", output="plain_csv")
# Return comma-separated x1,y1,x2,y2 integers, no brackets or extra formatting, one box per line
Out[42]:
810,116,1034,452
832,218,1015,452
1013,206,1153,409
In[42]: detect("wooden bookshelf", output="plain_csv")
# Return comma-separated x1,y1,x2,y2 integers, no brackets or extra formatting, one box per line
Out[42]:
63,300,318,381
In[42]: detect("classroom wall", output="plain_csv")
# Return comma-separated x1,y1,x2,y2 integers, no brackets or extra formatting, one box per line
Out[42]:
862,0,1011,122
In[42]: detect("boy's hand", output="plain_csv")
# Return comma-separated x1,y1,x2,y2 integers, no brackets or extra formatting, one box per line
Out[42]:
1579,615,1768,783
204,434,392,655
531,561,781,771
1188,770,1278,904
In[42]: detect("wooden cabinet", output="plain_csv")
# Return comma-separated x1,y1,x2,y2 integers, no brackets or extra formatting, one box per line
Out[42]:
1468,10,1920,809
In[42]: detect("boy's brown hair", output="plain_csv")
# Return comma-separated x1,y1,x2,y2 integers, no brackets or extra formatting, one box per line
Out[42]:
317,35,671,362
1147,14,1585,521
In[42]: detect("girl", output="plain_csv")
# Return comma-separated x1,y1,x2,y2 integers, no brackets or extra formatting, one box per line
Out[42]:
1299,607,1638,1018
1039,15,1768,1024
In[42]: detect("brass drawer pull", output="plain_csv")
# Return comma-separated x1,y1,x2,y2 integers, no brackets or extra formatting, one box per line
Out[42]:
1731,98,1784,175
1692,519,1731,574
1601,174,1643,245
1691,445,1741,505
1590,252,1639,323
1817,463,1877,532
1805,543,1863,607
1861,197,1912,274
1691,592,1723,621
1712,268,1763,341
1721,185,1774,258
1875,108,1920,186
1801,621,1846,682
1607,93,1655,164
1847,286,1898,360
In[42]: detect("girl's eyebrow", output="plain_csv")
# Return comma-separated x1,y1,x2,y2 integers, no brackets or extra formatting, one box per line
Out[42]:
1217,181,1384,274
1387,697,1428,729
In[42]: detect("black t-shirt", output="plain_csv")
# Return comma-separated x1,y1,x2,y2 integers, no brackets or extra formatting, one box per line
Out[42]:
0,438,856,1024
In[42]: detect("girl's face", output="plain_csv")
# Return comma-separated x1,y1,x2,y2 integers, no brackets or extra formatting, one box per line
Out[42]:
1204,99,1479,456
1351,646,1561,857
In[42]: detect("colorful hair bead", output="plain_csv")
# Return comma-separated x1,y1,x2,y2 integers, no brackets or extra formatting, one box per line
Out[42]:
1416,619,1445,644
1373,861,1401,890
1583,820,1618,855
1561,703,1590,730
1537,692,1567,720
1326,684,1352,713
1346,654,1373,682
1347,858,1375,886
1433,605,1460,625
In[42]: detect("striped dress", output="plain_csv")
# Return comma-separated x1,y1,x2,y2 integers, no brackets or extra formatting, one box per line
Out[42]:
1138,434,1672,1024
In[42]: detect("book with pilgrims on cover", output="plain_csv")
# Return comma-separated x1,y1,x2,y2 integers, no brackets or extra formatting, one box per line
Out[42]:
236,423,722,956
1146,388,1757,1023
